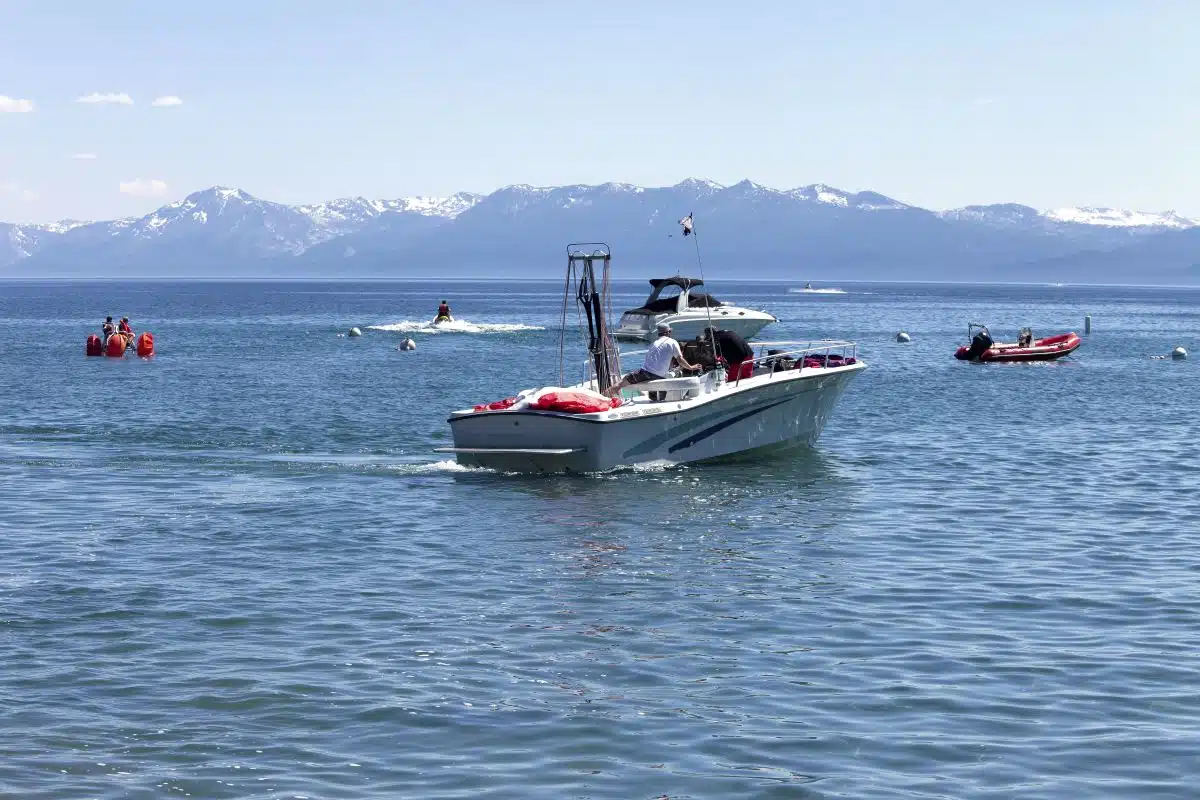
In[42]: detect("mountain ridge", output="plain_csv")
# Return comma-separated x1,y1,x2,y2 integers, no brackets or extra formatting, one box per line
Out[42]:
4,179,1198,282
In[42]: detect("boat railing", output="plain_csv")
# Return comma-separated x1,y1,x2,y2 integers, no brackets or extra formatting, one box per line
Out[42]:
740,339,858,379
583,339,858,392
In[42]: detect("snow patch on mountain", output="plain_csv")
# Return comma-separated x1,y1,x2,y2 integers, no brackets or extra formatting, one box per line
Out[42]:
789,184,849,207
674,178,725,196
4,219,93,260
1042,207,1196,229
32,220,91,234
388,193,481,217
787,184,909,211
938,204,1042,226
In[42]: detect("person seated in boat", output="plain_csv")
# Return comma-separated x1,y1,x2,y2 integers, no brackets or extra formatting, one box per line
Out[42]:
117,317,133,342
1017,327,1033,348
433,300,453,325
603,323,700,398
101,316,116,345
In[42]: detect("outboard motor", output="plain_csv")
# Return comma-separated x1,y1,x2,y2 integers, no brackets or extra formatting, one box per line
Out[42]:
959,327,994,361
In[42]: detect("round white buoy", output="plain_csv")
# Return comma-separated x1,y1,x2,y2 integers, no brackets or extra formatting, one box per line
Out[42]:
1172,346,1187,360
399,338,416,351
896,331,911,343
348,327,362,338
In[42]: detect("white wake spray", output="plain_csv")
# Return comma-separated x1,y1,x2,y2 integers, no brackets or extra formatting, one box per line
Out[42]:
367,319,544,335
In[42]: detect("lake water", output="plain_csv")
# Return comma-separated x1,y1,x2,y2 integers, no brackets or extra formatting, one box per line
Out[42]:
1,279,1198,798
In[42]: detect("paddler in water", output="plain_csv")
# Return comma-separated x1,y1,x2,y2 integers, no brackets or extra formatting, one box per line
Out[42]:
433,300,453,325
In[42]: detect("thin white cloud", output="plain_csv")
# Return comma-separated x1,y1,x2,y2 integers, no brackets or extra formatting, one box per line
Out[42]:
78,92,134,105
119,179,168,197
71,153,98,160
0,182,38,201
0,95,34,113
151,95,183,107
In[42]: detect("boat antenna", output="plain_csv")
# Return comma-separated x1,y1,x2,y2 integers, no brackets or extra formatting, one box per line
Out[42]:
679,212,719,365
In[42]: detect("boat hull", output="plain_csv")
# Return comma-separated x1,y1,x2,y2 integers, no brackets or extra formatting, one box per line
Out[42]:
955,332,1081,362
614,309,776,342
445,364,863,473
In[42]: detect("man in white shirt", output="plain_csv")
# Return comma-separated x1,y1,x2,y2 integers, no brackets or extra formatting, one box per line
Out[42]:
604,323,700,397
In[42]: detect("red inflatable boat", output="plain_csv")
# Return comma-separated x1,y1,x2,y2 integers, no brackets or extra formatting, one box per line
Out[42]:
955,324,1081,362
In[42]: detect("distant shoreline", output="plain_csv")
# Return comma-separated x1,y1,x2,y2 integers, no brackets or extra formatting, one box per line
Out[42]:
2,276,1199,289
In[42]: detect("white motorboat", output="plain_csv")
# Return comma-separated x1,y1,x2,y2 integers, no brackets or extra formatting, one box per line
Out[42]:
435,244,864,474
613,276,776,342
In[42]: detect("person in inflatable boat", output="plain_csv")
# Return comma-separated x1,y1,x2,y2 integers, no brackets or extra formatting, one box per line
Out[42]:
118,317,133,339
604,323,700,397
433,300,452,324
101,316,116,344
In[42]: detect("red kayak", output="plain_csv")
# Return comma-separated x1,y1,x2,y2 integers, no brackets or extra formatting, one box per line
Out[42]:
955,324,1081,362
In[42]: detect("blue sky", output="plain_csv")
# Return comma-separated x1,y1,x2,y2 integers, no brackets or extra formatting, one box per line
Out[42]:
1,0,1197,223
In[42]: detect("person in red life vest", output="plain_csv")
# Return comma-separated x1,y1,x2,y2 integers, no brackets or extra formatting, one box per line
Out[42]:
118,317,133,337
433,300,453,325
603,323,700,398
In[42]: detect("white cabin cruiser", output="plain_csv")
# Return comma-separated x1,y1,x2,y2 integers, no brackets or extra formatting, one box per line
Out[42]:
614,276,776,342
435,244,864,474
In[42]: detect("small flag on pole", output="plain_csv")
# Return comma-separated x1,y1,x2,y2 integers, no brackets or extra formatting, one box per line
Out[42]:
679,213,694,236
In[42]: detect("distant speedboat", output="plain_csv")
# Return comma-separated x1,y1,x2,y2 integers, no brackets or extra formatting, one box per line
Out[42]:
613,276,776,342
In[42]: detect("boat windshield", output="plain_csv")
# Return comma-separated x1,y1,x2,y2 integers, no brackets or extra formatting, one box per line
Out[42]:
636,285,722,313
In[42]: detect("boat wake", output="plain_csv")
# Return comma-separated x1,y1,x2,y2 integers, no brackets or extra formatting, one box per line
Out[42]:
789,287,847,294
368,319,544,335
388,459,485,474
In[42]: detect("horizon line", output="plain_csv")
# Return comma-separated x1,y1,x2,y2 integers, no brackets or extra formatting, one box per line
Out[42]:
2,276,1198,290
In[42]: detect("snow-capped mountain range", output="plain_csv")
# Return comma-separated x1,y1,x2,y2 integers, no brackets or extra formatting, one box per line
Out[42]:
3,180,1198,281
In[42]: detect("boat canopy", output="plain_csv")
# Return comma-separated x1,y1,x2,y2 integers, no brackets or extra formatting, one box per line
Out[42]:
631,276,722,313
648,277,704,290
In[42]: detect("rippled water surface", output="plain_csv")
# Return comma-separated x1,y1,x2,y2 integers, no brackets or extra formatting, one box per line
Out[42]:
2,280,1199,798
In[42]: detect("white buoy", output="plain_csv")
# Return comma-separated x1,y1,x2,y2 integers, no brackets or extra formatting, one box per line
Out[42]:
1084,315,1092,335
348,327,362,338
896,331,911,343
1172,346,1187,360
399,338,416,351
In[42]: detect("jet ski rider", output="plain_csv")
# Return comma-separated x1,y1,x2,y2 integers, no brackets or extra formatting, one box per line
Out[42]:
433,300,452,325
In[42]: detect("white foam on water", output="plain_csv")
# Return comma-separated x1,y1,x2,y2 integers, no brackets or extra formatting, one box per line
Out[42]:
387,459,485,474
788,287,847,294
367,319,544,335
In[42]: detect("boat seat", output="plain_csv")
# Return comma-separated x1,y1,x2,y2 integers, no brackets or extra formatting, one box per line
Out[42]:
634,376,702,401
